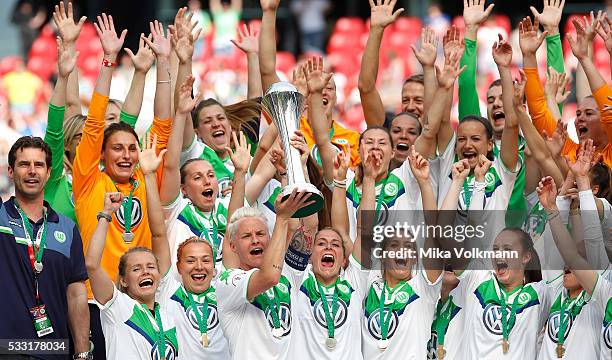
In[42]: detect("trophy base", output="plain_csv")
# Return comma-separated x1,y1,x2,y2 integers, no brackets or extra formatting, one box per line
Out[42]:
280,183,324,218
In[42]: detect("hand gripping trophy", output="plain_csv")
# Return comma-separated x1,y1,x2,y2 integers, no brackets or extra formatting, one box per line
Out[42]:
262,82,324,217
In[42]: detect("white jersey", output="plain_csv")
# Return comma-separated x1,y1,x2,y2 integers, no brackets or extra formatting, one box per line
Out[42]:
97,285,179,360
164,195,230,275
254,178,282,235
438,134,519,215
595,270,612,360
455,270,553,360
216,263,299,360
362,270,442,360
427,281,466,360
157,270,231,359
345,159,439,242
290,256,368,360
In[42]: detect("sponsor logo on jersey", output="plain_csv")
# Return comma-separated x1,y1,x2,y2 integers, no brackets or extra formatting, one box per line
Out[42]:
217,213,227,225
366,308,399,340
313,297,349,330
150,339,177,360
116,197,143,233
604,322,612,349
547,310,574,343
517,292,531,306
186,303,220,332
265,303,292,337
484,172,496,188
384,183,398,197
376,202,389,226
427,331,438,360
54,231,66,243
482,303,509,335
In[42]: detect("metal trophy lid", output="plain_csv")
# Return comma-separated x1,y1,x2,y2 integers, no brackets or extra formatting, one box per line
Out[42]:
266,81,299,95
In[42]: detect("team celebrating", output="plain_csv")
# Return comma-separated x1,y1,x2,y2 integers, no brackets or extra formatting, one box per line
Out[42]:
1,0,612,359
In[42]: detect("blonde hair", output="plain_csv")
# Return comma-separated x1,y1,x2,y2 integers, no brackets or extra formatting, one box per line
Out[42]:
63,114,86,174
193,98,260,137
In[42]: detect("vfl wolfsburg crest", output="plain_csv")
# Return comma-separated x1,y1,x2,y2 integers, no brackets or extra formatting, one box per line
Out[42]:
186,303,220,331
54,230,66,243
547,311,574,343
367,308,399,340
116,197,143,231
150,340,177,360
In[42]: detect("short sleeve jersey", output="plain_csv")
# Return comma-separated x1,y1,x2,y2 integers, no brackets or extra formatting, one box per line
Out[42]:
362,270,442,360
97,285,179,360
157,269,230,359
216,264,299,360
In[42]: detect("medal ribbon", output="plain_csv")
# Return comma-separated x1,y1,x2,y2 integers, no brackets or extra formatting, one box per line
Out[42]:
374,176,389,221
495,279,524,345
115,179,137,234
184,287,209,338
378,281,403,341
558,290,585,347
261,288,282,331
316,279,339,340
193,205,219,250
462,174,475,209
15,203,47,272
139,303,166,357
434,296,455,347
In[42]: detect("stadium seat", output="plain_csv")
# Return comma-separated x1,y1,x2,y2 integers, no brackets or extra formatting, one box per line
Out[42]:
393,17,422,34
494,15,511,35
27,56,55,81
327,32,362,54
0,56,22,77
333,17,365,35
276,51,296,75
29,37,57,60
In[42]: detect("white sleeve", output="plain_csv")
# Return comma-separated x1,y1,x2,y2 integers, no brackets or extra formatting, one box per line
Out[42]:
163,194,185,222
156,270,181,306
97,286,134,325
599,198,612,260
180,134,204,166
454,270,489,308
589,273,612,314
468,180,487,211
579,190,610,270
216,268,258,311
415,269,443,304
556,195,572,224
493,155,518,204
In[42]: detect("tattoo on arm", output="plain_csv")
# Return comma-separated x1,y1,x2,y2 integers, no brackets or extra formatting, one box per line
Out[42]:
272,264,283,271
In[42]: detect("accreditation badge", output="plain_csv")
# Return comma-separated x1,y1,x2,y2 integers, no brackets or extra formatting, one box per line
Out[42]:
29,304,54,337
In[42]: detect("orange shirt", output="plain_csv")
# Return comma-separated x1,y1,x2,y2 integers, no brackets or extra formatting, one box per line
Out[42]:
525,67,612,164
73,92,171,299
300,116,361,168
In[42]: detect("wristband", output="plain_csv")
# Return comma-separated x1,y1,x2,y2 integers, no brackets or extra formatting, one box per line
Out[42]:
102,59,117,68
279,171,287,177
97,211,113,222
333,178,347,189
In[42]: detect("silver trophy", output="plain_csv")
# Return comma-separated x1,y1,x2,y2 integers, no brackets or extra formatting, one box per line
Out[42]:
262,82,324,218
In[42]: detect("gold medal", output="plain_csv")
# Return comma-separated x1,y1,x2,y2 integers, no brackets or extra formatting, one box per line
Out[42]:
556,344,565,358
502,339,509,354
437,344,446,359
201,333,209,348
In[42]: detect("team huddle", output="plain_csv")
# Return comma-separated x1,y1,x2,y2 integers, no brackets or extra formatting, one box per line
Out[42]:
1,0,612,359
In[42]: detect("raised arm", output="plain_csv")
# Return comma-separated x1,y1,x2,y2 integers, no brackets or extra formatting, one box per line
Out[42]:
596,16,612,76
246,191,313,300
408,146,442,282
46,38,77,185
232,24,263,99
120,34,155,127
139,134,170,275
358,0,404,126
331,147,351,247
492,33,520,170
52,1,86,119
410,27,438,121
438,26,465,151
160,76,199,205
143,21,172,122
440,159,470,210
414,49,465,158
85,192,124,305
304,57,334,185
537,176,598,294
543,68,570,120
354,150,382,265
459,0,494,119
259,0,282,92
73,14,126,195
568,13,608,94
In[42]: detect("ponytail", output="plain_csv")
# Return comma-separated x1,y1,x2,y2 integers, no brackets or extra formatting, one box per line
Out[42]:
193,98,261,138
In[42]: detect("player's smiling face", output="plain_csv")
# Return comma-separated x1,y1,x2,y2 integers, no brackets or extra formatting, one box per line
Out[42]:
382,236,416,282
492,230,532,289
486,84,505,135
456,120,493,170
360,128,393,172
231,217,270,270
121,251,161,303
178,241,215,294
390,114,420,163
196,103,231,155
102,131,139,184
312,229,344,285
181,160,218,212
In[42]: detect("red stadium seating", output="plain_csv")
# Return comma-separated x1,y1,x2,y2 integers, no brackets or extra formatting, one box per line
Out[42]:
276,51,296,75
393,17,422,34
334,17,365,35
327,32,362,54
27,56,55,81
0,56,23,76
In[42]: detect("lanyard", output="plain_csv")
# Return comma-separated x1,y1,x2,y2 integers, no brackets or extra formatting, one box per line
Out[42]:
114,180,138,233
260,288,282,331
374,176,389,221
193,205,219,249
184,287,210,346
139,303,166,357
462,174,474,209
316,279,339,340
434,296,455,347
558,290,585,347
494,278,524,346
15,203,47,273
378,281,406,341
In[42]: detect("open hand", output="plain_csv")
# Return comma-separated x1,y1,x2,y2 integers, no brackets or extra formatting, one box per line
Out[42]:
369,0,404,29
231,24,259,54
94,13,127,58
125,34,155,73
518,16,548,56
177,75,202,114
529,0,565,34
142,20,172,59
303,57,333,94
435,49,467,89
536,176,558,210
463,0,494,28
138,133,167,174
442,26,465,60
227,131,252,173
57,37,79,78
410,27,438,67
53,1,86,44
492,33,513,67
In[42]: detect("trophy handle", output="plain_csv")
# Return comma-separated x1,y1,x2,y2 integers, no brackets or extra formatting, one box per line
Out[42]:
280,183,324,218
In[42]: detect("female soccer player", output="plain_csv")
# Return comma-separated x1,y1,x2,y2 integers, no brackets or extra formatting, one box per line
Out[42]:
86,136,179,360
